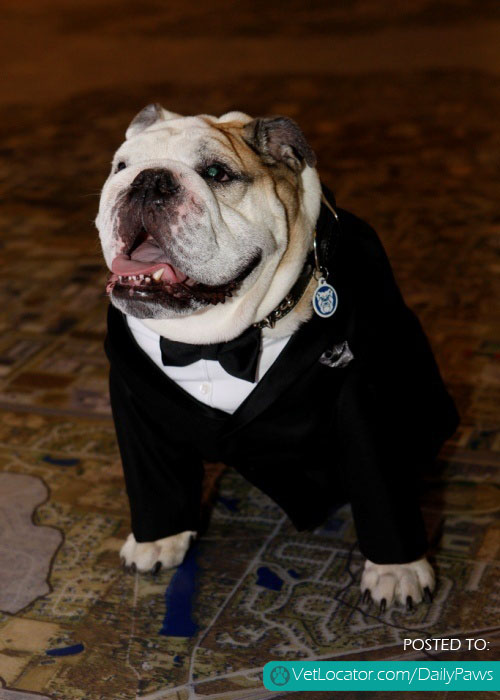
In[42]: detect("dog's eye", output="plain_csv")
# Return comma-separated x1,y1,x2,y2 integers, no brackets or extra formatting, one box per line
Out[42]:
115,162,127,173
202,164,231,183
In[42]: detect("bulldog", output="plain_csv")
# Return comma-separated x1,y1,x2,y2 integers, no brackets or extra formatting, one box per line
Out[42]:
97,104,458,611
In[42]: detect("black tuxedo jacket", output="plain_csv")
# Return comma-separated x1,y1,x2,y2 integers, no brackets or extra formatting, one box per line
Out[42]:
104,189,459,564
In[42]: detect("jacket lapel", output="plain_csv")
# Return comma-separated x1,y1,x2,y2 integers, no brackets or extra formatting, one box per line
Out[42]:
223,186,348,436
222,310,346,437
109,185,350,438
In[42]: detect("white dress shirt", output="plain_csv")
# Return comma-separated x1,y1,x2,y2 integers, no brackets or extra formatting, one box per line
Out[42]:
126,315,291,414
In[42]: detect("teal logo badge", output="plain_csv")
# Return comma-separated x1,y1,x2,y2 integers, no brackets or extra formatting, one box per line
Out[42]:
270,665,290,686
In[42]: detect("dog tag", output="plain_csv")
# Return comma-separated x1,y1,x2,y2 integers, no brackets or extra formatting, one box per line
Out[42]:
312,277,338,318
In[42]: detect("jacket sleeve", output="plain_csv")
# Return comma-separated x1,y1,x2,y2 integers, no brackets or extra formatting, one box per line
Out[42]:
108,367,204,542
104,305,204,542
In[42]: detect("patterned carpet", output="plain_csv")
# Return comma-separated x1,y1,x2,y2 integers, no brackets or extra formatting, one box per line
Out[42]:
0,2,499,699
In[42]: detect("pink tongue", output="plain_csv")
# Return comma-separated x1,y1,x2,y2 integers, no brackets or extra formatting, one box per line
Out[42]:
111,239,187,283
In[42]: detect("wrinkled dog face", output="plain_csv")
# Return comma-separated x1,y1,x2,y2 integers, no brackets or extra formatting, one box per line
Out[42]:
96,104,320,328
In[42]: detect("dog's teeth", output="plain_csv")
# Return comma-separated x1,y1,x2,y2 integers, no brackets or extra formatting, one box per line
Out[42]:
139,274,144,280
145,276,151,283
152,268,164,281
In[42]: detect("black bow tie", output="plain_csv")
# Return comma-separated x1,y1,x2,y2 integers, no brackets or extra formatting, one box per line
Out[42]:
159,325,262,383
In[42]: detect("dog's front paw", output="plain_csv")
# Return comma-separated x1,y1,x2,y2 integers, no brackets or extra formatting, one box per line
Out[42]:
120,531,196,574
360,557,435,612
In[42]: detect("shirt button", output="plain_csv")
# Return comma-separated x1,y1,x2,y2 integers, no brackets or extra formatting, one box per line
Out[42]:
199,382,211,395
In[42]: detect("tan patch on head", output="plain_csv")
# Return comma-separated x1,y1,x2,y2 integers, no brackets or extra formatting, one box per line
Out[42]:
202,117,311,292
211,119,303,229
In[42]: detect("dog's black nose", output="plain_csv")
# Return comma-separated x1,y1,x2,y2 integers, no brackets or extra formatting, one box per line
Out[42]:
131,168,180,203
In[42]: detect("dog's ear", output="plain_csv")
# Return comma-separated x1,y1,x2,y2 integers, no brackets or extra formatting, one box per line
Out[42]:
125,104,181,140
242,116,316,171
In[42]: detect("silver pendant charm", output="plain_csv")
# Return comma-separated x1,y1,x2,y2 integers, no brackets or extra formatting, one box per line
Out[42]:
312,277,338,318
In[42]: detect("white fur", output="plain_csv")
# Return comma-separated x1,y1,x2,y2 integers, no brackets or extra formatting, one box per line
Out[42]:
361,557,435,607
120,531,196,572
96,110,321,344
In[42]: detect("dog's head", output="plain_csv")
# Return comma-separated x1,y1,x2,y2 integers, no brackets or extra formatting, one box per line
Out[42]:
96,105,321,342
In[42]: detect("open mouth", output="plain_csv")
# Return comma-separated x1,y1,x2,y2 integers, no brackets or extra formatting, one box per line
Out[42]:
106,231,260,306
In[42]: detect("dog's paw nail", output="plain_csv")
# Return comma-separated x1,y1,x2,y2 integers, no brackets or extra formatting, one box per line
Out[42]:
379,598,386,613
362,589,371,605
423,586,433,604
130,563,137,574
406,595,413,611
152,561,162,575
